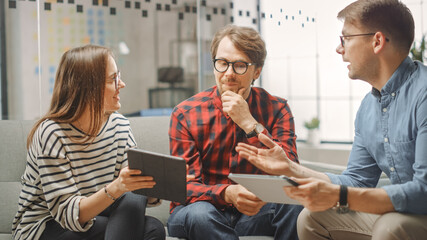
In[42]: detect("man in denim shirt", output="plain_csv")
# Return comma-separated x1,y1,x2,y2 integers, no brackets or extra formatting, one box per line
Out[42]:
236,0,427,239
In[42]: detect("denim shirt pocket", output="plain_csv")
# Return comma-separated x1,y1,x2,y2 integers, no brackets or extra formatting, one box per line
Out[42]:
389,138,416,183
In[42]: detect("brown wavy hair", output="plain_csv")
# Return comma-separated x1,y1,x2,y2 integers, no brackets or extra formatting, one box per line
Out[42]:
27,45,112,148
210,24,266,68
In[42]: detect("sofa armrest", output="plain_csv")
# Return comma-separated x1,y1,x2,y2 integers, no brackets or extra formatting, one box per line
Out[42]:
0,182,21,234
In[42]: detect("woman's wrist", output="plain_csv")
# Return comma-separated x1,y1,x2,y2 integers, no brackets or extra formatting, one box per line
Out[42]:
105,181,123,200
104,185,117,201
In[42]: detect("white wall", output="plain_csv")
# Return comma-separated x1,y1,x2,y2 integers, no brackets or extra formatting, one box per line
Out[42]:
259,0,427,143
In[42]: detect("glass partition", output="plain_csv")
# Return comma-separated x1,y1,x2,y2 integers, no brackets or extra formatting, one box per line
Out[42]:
2,0,425,143
2,0,261,120
3,0,41,120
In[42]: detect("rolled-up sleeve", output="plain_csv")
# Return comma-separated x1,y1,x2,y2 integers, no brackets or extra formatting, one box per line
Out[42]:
328,89,427,214
326,130,383,188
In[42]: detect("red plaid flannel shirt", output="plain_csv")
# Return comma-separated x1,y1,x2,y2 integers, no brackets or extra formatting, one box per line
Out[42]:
168,86,298,212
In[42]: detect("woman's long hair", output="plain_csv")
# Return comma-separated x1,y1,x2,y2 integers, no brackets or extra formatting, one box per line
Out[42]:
27,45,112,148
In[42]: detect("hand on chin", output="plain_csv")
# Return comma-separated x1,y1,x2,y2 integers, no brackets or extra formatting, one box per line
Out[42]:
222,85,239,94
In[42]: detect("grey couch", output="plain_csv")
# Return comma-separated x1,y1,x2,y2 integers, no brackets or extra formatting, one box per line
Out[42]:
0,116,272,240
0,116,390,240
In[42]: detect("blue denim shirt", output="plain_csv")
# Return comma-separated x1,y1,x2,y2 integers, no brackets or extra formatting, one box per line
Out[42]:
327,57,427,214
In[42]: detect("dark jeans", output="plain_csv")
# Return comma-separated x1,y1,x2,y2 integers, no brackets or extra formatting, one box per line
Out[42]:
167,201,303,240
40,192,165,240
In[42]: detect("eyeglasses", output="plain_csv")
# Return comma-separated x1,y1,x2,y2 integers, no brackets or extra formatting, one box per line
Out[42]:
112,71,120,89
213,59,255,75
339,33,389,47
340,33,375,47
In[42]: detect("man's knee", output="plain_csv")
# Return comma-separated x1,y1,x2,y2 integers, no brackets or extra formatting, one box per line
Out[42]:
183,202,223,225
277,203,304,218
168,202,230,238
297,208,336,240
297,208,312,235
372,212,421,240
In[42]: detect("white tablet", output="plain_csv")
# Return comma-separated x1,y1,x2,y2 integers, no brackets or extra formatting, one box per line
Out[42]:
228,173,301,205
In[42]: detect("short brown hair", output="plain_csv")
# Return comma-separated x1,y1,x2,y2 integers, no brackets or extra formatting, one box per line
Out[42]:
210,25,266,68
338,0,414,53
27,45,112,148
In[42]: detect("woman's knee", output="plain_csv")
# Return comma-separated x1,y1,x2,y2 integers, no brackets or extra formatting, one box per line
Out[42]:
144,216,166,240
118,192,147,207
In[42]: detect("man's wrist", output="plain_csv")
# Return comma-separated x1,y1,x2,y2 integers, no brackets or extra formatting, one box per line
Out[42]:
221,185,232,203
242,119,258,134
333,185,349,214
287,160,299,176
246,122,265,138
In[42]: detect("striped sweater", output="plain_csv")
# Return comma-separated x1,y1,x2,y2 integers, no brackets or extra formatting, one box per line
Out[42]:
12,113,136,240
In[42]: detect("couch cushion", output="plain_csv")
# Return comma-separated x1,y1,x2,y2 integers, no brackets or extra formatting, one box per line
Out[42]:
146,200,171,226
0,233,12,240
129,116,170,155
0,121,31,182
0,182,21,234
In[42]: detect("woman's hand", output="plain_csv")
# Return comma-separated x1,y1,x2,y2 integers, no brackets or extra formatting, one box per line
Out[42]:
78,167,156,225
108,167,156,198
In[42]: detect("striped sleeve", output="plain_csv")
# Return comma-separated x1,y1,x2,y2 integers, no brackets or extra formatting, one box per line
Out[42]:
36,123,93,232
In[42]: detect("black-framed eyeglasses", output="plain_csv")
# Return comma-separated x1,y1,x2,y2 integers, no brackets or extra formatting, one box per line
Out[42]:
213,59,255,75
339,33,389,47
112,71,120,89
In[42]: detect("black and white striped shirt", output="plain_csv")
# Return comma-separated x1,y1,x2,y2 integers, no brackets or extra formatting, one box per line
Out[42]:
12,113,136,240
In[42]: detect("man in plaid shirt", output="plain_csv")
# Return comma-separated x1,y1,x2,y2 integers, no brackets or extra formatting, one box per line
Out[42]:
167,25,303,240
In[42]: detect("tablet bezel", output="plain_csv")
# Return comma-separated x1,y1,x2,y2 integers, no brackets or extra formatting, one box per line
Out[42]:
127,148,187,204
228,173,301,205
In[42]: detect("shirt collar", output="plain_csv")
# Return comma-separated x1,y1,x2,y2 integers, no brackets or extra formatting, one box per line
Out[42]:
374,56,416,96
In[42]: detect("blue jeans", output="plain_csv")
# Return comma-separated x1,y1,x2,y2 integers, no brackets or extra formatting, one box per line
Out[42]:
40,192,165,240
167,201,303,240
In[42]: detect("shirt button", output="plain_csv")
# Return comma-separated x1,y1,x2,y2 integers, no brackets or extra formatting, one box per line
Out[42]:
383,108,387,112
391,92,396,97
390,167,395,172
384,137,389,143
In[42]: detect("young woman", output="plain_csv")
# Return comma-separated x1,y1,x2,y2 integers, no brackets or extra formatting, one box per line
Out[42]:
12,45,165,240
